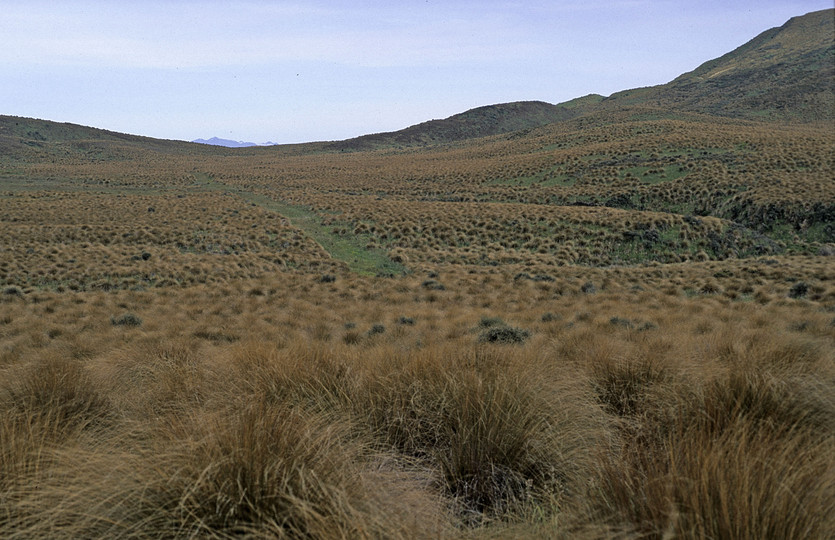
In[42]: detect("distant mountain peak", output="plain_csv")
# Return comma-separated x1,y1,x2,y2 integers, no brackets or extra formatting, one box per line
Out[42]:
192,137,261,148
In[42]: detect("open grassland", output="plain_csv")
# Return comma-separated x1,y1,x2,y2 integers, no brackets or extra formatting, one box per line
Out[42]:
7,112,832,276
1,107,834,537
0,188,341,291
1,269,834,538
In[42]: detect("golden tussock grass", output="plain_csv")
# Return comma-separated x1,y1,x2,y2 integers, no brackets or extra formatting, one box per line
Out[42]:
2,108,833,536
2,271,833,537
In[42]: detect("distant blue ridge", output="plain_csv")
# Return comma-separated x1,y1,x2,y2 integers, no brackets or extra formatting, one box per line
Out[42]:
192,137,276,148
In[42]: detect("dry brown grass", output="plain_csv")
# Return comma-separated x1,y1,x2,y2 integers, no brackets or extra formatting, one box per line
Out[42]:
2,106,833,537
0,189,338,292
1,269,833,537
6,112,832,282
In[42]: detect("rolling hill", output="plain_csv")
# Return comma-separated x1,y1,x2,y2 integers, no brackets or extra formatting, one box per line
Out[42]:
1,10,832,254
1,9,831,156
325,100,582,151
0,115,210,163
604,8,835,123
326,8,832,150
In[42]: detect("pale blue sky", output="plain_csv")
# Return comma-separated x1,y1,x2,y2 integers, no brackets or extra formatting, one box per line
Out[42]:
2,1,831,143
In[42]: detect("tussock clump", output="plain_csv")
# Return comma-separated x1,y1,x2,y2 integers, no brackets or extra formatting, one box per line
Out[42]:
788,280,809,298
192,327,239,343
571,328,835,538
692,365,835,437
220,342,378,419
110,313,142,327
0,354,114,531
94,341,207,419
609,316,634,329
1,354,112,434
1,401,445,539
584,417,835,539
343,330,362,345
609,317,657,332
477,315,506,329
421,279,446,290
145,402,385,538
589,355,672,419
478,325,531,345
354,347,604,520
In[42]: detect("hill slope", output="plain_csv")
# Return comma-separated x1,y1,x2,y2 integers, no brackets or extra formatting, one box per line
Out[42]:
606,9,834,123
325,100,583,151
0,115,207,162
329,9,833,150
2,10,831,156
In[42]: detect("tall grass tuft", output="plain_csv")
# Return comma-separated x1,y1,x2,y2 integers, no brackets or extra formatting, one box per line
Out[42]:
355,346,606,520
1,354,112,432
577,346,835,539
0,353,114,535
589,354,671,419
147,401,376,537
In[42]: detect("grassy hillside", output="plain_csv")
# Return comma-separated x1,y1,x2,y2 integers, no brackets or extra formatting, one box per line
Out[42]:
0,115,205,154
605,9,835,123
325,101,579,151
2,10,830,161
2,110,832,288
324,8,833,150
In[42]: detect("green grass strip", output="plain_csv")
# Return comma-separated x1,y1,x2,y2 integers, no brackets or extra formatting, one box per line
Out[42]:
194,173,407,276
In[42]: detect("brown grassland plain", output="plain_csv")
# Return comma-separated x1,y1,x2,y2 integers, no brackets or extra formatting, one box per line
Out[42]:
1,109,834,538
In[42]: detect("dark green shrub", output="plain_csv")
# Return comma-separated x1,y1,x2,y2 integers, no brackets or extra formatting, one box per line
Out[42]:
111,313,142,327
478,326,530,345
421,279,445,290
366,324,386,336
788,281,809,299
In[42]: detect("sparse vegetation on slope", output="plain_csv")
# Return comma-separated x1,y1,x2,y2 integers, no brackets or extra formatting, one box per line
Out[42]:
605,9,835,123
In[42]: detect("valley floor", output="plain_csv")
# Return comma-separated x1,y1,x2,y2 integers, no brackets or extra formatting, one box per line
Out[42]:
1,109,833,537
2,262,834,538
